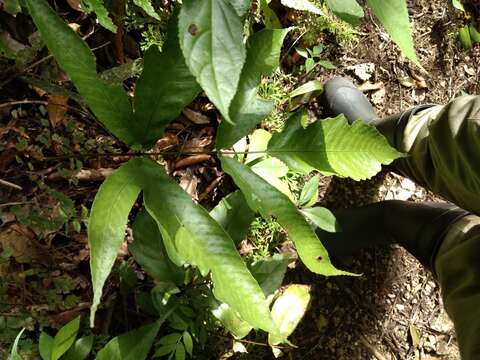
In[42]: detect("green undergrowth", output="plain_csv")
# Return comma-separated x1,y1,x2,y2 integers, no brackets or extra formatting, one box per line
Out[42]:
3,0,420,357
295,1,359,47
258,71,295,132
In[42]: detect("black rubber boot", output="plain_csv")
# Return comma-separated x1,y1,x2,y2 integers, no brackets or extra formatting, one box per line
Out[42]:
317,201,470,269
321,77,400,145
321,77,378,124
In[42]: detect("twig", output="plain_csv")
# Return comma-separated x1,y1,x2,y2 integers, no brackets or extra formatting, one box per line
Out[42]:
0,100,92,118
0,179,22,190
0,202,27,208
198,175,224,202
0,41,111,89
359,334,389,360
213,333,290,349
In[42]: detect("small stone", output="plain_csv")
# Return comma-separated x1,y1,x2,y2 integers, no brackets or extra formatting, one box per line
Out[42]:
401,178,416,191
348,63,376,81
396,304,405,311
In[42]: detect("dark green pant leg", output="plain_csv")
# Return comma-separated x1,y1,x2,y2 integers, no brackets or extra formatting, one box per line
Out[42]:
392,95,480,214
435,215,480,360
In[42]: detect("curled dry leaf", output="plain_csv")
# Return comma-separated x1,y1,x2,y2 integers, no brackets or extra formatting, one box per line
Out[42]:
178,169,199,199
0,223,47,264
174,154,211,169
358,81,384,92
182,108,211,125
66,0,83,11
47,95,69,127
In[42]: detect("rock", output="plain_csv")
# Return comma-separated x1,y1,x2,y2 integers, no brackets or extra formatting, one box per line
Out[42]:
347,63,375,81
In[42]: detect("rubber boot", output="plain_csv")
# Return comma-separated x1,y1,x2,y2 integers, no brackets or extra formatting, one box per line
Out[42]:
321,77,404,146
317,200,470,269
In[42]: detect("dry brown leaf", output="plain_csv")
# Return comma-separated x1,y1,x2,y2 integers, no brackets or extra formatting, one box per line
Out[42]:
47,95,69,128
358,81,384,92
238,240,255,255
0,223,45,264
183,108,211,124
66,0,83,11
174,154,211,169
179,169,199,199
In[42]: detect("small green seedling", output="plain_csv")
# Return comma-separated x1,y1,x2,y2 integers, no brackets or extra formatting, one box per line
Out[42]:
296,45,336,73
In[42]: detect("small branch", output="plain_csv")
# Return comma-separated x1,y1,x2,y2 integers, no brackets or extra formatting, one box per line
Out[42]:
0,41,110,89
174,154,211,169
198,175,223,202
0,179,22,190
359,335,389,360
0,100,92,118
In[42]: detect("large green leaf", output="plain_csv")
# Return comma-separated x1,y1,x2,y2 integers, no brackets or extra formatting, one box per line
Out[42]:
62,336,94,360
51,316,80,360
367,0,420,67
268,112,403,180
1,0,21,15
325,0,364,26
210,253,290,339
96,321,161,360
39,332,53,360
250,254,291,297
137,158,277,334
216,28,290,149
130,211,185,284
82,0,117,32
134,12,201,147
209,190,255,245
300,207,339,232
221,156,353,276
26,0,141,147
229,0,252,17
210,300,253,339
179,0,246,124
88,161,142,326
268,285,311,346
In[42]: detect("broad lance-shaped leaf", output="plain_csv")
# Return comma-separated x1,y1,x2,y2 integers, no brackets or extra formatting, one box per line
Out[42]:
221,156,354,276
130,211,185,284
367,0,421,68
179,0,246,124
268,111,404,181
51,316,80,360
9,328,25,360
26,0,142,147
137,158,277,333
211,254,291,339
63,335,94,360
229,0,252,17
96,321,161,360
325,0,364,26
217,28,290,149
88,161,142,326
209,190,255,245
134,11,200,147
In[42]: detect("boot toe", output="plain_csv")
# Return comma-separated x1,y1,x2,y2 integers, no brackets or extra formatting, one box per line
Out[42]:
321,77,377,124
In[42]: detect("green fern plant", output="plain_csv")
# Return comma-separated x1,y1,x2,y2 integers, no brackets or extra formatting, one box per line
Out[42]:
25,0,415,354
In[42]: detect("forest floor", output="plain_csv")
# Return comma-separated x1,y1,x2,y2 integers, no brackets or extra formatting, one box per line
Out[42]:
0,0,479,359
